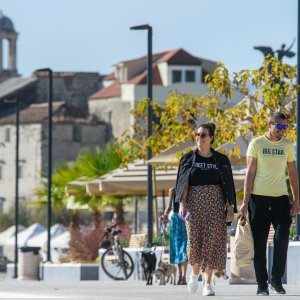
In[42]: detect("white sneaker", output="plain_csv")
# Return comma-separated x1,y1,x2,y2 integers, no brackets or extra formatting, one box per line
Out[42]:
203,284,215,296
188,274,198,293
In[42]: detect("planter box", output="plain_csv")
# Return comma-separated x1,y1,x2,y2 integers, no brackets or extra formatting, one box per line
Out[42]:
6,263,98,281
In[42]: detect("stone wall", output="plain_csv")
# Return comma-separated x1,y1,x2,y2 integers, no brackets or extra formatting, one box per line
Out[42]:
0,123,43,213
88,99,131,139
34,73,103,115
41,123,108,173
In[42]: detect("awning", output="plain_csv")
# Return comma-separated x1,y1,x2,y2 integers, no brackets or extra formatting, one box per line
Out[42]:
65,178,89,196
87,160,177,196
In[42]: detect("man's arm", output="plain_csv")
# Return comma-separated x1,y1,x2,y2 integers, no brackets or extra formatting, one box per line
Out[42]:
287,161,300,215
240,156,257,214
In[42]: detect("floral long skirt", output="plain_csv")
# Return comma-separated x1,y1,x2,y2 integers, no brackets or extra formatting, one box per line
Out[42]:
185,185,226,272
169,212,188,265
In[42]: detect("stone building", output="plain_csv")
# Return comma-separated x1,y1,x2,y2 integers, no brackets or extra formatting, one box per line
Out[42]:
0,102,108,212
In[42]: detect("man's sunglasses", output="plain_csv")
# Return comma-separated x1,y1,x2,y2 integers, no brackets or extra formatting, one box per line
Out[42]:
270,122,288,130
195,133,209,138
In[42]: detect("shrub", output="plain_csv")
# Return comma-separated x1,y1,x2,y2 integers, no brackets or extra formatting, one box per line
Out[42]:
68,226,104,263
68,224,132,262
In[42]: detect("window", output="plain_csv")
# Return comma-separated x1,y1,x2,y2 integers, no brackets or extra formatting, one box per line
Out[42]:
172,70,182,83
185,70,196,82
5,128,10,142
72,125,82,143
18,165,23,179
0,161,4,180
0,198,5,215
202,70,209,83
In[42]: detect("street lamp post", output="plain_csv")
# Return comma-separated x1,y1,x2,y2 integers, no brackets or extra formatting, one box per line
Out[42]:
14,98,19,277
297,0,300,236
130,24,154,244
5,98,20,278
35,68,53,261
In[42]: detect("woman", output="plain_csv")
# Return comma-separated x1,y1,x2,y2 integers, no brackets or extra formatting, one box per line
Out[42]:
174,123,237,296
161,187,188,285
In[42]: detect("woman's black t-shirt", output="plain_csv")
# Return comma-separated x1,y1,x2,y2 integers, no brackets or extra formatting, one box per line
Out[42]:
189,152,221,186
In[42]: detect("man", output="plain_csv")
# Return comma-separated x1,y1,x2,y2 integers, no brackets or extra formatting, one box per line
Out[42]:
240,112,299,296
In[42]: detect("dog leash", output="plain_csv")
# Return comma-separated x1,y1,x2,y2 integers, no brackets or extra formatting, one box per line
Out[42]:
155,219,168,263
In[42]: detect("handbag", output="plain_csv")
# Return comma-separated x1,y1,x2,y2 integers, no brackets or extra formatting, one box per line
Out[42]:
233,215,254,268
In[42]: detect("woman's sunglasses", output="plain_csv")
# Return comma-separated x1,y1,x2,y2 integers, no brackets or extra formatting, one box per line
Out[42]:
195,133,209,138
270,122,288,130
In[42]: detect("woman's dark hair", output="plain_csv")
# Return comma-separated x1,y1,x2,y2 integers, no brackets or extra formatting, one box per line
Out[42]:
198,123,216,144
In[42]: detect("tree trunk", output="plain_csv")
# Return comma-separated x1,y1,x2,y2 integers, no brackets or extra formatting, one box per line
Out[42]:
70,209,80,228
115,200,125,225
92,209,102,228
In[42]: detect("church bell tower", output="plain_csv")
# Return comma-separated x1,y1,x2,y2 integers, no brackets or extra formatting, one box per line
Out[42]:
0,10,18,82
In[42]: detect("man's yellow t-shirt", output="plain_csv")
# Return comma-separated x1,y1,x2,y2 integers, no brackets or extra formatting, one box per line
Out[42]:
247,136,295,197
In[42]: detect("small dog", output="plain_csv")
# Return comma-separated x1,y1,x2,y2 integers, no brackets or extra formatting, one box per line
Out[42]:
140,250,157,285
153,268,166,285
201,269,228,286
158,261,177,285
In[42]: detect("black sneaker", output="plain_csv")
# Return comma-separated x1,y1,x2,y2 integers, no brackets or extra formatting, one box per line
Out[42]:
257,283,269,296
270,282,286,294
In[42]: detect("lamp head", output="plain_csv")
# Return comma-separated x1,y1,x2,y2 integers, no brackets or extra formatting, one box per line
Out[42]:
130,24,151,30
33,68,52,76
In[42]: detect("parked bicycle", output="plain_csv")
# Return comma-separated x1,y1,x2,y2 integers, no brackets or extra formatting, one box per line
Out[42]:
100,224,134,280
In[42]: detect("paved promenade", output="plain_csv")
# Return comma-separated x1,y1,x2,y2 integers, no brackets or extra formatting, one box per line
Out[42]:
0,280,299,299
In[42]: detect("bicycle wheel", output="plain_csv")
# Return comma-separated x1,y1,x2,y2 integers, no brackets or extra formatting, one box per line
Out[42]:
101,248,134,280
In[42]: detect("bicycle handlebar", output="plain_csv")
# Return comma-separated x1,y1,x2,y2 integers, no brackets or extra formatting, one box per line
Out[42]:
103,223,119,235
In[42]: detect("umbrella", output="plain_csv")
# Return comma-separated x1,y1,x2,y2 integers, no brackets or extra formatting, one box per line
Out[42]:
26,224,67,248
0,225,26,247
51,231,70,249
86,160,177,196
65,178,89,196
147,136,249,166
4,223,46,261
5,223,46,247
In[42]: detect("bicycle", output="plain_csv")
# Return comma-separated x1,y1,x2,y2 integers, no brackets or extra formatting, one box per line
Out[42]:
100,224,134,280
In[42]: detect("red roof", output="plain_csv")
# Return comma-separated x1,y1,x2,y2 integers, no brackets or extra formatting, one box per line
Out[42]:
89,80,121,100
0,102,103,125
103,73,116,81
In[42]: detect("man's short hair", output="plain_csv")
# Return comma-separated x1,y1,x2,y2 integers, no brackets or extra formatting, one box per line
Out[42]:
268,112,287,123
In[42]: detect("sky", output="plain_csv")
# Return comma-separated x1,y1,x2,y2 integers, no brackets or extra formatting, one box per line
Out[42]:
0,0,298,77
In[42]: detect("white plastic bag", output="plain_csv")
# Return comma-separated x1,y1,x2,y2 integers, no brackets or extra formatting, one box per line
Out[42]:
233,215,254,268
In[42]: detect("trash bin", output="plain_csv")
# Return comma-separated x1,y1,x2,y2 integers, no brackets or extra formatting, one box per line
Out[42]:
18,247,41,280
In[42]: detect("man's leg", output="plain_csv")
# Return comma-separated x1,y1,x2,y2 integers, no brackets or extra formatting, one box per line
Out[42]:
249,195,271,288
271,195,292,285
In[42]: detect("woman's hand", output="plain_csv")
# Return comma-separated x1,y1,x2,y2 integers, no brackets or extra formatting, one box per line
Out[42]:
179,203,185,219
160,214,169,225
226,206,234,223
